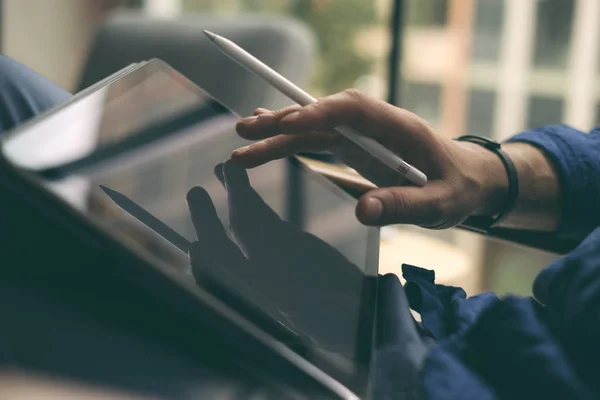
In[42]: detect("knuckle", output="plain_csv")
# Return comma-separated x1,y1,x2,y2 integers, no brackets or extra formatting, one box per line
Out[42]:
314,89,365,127
342,88,363,100
273,105,302,119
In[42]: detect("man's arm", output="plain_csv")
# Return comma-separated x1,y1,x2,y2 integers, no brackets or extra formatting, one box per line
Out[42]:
474,125,600,241
0,55,71,135
472,141,561,232
232,91,600,241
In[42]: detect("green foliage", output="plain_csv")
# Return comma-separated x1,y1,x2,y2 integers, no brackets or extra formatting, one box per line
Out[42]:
288,0,377,95
183,0,377,96
406,0,447,27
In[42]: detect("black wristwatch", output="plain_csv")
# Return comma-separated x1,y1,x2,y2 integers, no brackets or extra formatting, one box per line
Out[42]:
455,135,519,231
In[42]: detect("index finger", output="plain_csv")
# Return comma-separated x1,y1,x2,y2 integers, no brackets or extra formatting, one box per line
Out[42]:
247,90,432,153
236,105,302,140
276,90,398,140
186,186,246,266
221,161,284,254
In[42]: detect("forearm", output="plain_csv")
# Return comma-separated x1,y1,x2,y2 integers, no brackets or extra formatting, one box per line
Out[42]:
469,124,600,240
474,142,562,232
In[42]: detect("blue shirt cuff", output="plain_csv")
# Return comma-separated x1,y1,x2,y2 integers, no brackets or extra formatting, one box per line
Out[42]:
504,125,600,240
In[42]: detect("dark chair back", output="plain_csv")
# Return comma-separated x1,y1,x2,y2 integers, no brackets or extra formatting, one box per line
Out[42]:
77,11,316,116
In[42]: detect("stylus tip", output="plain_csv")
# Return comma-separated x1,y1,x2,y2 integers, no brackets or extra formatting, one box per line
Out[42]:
203,30,217,41
99,184,116,197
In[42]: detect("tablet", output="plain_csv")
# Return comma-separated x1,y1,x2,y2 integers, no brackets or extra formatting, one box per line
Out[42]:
1,59,379,396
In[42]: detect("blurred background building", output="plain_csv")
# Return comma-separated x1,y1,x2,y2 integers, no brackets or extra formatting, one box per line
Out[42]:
3,0,593,296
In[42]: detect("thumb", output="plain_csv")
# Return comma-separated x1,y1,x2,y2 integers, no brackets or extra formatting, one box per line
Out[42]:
356,182,451,227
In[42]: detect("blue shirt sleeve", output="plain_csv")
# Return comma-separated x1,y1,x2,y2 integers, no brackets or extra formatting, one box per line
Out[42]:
505,125,600,240
0,55,71,134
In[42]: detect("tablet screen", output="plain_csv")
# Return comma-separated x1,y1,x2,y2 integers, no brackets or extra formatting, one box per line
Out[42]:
1,59,379,393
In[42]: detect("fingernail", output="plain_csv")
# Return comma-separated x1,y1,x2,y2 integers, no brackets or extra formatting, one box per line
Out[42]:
240,116,258,124
186,186,208,204
214,163,225,183
224,159,250,186
365,197,383,220
254,107,269,115
280,111,301,124
256,112,271,121
232,145,250,155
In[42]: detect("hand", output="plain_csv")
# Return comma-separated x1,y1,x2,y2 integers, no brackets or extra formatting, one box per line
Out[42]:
186,160,369,355
232,90,507,229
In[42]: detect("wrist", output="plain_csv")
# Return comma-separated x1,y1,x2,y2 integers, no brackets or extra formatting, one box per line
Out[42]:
456,139,561,232
457,141,509,218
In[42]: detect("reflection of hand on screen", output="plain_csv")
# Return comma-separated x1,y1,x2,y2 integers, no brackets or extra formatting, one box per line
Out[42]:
186,160,367,356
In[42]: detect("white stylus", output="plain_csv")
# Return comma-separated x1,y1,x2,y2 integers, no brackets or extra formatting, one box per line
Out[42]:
203,30,428,187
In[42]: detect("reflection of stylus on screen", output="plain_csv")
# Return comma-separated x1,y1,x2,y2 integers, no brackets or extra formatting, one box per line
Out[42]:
204,30,428,187
99,184,313,354
100,185,191,254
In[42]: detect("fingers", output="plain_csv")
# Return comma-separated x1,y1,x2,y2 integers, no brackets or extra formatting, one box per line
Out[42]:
277,90,374,132
188,240,247,286
276,90,410,144
237,90,394,141
186,186,246,266
213,162,226,185
236,105,342,170
237,105,302,140
237,92,379,141
186,186,226,242
235,91,439,174
221,160,280,224
355,181,451,227
220,161,284,255
253,107,269,116
188,241,216,283
232,131,341,168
